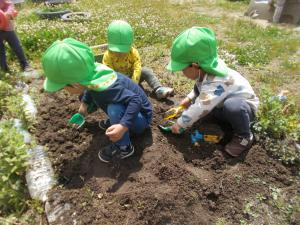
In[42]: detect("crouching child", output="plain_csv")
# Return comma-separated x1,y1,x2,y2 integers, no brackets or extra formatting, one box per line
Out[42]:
42,38,152,163
166,27,259,157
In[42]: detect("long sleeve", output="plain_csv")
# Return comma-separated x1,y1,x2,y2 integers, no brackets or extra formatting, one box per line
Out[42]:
187,83,200,100
102,50,113,68
85,74,152,129
177,68,259,128
177,80,229,128
131,48,141,83
118,88,142,128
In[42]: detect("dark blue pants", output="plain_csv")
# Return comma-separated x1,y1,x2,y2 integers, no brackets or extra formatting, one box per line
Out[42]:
106,104,150,146
0,31,28,71
212,98,255,138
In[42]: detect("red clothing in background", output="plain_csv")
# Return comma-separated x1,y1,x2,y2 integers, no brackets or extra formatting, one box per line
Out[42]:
0,0,17,31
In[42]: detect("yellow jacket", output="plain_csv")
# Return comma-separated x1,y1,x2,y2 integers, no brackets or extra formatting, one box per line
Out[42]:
102,47,142,83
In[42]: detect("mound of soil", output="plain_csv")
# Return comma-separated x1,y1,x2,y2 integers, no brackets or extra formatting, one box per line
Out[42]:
33,85,298,225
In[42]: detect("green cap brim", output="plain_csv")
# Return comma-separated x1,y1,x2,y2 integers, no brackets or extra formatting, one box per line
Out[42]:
202,58,228,77
43,77,67,92
167,59,190,72
108,44,131,53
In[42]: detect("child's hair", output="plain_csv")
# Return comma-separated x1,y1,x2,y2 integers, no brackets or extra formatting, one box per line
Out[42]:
107,20,133,53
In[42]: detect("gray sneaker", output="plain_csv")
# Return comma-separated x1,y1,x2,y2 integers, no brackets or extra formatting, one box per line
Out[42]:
155,87,174,99
225,133,254,157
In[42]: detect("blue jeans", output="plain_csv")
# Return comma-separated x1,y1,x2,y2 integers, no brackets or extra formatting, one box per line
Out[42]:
0,30,29,71
212,98,255,138
106,103,150,146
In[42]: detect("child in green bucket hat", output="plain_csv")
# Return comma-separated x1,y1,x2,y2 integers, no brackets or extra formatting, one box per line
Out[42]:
166,27,259,157
42,38,152,163
102,20,173,100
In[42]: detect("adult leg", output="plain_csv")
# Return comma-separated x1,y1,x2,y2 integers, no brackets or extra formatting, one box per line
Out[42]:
5,31,29,70
0,31,9,71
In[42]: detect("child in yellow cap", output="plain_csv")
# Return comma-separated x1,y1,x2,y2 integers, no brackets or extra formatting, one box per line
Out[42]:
102,20,173,99
166,27,259,157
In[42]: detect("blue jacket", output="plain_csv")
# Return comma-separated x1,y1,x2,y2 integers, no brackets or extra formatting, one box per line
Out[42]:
81,73,152,129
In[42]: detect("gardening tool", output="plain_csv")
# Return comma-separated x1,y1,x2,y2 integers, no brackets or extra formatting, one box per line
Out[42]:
191,130,222,145
158,121,185,135
163,105,185,120
69,113,85,129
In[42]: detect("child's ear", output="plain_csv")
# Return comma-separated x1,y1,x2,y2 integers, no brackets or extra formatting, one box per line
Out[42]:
191,63,200,69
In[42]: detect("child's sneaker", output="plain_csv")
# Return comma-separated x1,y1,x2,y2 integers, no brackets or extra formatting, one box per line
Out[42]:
119,144,135,159
155,86,174,99
98,143,119,163
224,133,254,157
98,119,110,130
98,143,134,163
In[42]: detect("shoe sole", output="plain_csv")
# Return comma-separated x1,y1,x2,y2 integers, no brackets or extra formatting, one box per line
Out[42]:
98,121,109,130
98,147,135,163
224,142,254,157
156,89,174,99
120,147,135,159
98,151,111,163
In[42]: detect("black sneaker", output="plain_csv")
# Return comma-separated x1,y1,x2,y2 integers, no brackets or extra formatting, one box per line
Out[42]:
119,144,135,159
98,144,135,163
98,119,110,130
98,144,119,163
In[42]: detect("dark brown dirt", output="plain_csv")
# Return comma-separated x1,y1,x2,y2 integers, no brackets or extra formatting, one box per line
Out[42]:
33,84,298,225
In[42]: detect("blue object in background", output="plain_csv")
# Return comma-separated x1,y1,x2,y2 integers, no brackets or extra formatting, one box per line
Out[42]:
191,130,203,144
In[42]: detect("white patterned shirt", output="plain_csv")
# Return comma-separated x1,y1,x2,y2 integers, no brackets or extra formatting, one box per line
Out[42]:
177,68,259,128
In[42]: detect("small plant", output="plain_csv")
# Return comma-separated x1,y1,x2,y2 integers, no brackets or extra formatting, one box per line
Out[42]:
0,121,28,215
241,187,300,224
254,88,299,139
216,217,230,225
0,81,35,129
253,87,300,165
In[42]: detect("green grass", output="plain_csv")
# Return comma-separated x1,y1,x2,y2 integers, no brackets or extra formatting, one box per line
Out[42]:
223,20,300,66
241,186,300,225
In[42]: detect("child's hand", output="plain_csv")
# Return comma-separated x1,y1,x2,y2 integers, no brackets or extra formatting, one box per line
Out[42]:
164,105,185,120
171,123,184,134
171,123,183,134
78,103,88,116
105,124,128,142
180,97,192,108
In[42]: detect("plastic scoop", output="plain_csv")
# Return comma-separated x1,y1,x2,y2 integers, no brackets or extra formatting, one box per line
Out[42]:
163,105,185,120
158,122,185,135
69,113,85,129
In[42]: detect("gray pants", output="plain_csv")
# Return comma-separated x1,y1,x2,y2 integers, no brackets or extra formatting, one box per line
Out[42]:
140,67,161,91
212,98,255,138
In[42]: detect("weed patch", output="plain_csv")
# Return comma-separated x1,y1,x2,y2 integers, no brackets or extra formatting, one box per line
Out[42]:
0,121,28,215
254,88,300,165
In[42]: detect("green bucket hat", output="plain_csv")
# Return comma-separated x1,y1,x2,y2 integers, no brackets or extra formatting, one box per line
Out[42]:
107,20,133,53
167,27,228,77
42,38,117,92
